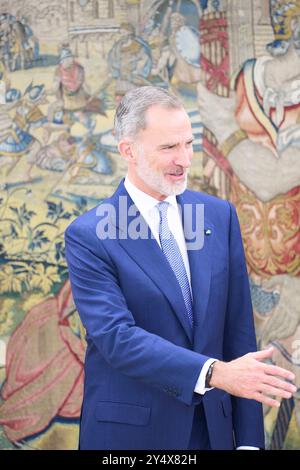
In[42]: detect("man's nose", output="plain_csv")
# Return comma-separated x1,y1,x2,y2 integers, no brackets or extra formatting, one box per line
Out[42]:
174,147,192,168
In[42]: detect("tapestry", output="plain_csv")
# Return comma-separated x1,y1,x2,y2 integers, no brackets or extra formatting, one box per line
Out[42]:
0,0,299,450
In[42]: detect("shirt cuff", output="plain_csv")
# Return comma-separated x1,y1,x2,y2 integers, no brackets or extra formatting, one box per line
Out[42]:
194,358,217,395
236,446,260,450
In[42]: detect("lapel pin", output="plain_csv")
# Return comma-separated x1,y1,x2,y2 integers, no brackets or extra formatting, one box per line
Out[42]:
204,229,212,236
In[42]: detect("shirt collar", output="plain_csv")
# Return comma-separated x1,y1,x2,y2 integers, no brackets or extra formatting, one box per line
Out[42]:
124,175,178,212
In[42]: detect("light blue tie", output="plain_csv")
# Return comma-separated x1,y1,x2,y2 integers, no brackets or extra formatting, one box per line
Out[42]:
157,201,194,327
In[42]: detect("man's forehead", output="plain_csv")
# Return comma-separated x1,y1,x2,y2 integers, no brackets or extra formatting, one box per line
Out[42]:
143,105,192,131
145,104,187,118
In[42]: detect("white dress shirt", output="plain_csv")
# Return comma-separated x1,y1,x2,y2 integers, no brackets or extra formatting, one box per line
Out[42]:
124,177,259,450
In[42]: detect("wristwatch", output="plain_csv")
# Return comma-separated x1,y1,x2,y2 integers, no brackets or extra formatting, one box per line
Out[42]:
205,361,217,388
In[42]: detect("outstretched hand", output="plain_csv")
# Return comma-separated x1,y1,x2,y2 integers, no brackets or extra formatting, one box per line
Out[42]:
210,347,296,407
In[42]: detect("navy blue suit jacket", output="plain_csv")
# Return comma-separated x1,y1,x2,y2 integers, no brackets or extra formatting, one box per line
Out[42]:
65,180,265,450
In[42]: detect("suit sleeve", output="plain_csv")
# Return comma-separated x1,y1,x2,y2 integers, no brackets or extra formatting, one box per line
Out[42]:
224,202,265,448
65,222,210,407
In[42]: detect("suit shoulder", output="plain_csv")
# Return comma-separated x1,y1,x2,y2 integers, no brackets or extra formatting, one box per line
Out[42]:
65,197,112,239
185,189,231,210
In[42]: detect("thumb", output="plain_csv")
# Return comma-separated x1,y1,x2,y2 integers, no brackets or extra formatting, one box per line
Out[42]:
252,346,274,361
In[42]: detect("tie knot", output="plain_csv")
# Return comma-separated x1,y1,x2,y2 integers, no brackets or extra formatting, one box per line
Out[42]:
156,201,169,218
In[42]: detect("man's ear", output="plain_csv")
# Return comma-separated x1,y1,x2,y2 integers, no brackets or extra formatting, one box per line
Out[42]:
118,140,136,163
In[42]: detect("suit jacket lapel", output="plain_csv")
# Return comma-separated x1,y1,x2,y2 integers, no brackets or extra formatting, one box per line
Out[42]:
109,181,194,343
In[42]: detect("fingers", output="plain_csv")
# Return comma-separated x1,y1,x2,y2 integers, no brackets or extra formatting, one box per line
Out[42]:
259,383,295,400
265,375,297,394
263,363,296,382
253,383,297,408
252,362,297,408
252,346,275,360
253,349,296,381
252,392,281,408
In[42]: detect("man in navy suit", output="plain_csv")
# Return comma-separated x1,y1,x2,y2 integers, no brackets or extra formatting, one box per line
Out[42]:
65,86,296,450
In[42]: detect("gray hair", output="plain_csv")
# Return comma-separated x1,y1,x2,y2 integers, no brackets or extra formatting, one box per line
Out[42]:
114,86,184,142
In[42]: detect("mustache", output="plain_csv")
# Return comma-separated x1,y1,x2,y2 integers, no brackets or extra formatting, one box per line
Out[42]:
166,167,187,175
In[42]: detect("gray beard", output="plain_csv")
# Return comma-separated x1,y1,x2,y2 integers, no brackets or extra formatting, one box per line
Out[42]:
135,153,188,197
